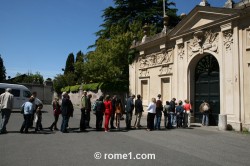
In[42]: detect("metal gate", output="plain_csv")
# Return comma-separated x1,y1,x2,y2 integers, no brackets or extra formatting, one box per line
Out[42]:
194,55,220,126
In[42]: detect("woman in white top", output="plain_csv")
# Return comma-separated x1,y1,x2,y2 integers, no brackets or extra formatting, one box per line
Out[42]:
147,98,156,131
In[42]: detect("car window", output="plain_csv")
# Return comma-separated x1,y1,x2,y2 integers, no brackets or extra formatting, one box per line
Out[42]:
23,91,31,98
0,88,5,94
12,89,20,97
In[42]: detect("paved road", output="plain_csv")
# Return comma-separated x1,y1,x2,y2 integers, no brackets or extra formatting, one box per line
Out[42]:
0,105,250,166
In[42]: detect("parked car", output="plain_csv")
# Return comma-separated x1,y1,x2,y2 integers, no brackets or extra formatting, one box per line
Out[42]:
0,83,32,109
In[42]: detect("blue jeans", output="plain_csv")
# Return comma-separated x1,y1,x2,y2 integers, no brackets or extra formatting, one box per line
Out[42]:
202,112,209,126
61,115,69,132
154,114,162,129
0,109,11,133
168,112,175,128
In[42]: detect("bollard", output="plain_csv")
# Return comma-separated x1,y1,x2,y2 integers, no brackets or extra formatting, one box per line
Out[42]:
218,114,227,131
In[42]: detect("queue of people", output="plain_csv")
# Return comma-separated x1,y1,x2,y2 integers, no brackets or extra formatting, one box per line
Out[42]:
0,87,211,134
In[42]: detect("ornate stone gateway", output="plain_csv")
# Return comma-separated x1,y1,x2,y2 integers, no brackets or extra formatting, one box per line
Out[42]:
194,55,220,125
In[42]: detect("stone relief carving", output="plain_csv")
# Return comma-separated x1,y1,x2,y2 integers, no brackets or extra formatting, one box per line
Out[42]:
177,43,185,59
188,30,218,57
223,30,233,53
138,49,173,69
139,68,149,77
159,65,172,75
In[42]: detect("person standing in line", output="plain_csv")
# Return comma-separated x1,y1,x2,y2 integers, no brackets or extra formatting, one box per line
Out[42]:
155,94,163,130
95,96,105,131
176,100,184,128
115,98,123,130
163,101,170,129
20,97,35,133
200,100,210,126
134,94,143,129
183,99,192,128
110,95,117,129
126,95,135,130
35,103,43,132
30,91,43,128
60,92,74,133
104,95,112,132
146,98,156,131
169,98,176,128
80,90,87,131
0,88,14,134
85,94,92,128
49,97,61,131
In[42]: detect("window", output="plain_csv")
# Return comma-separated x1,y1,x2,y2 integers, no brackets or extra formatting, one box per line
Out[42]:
141,80,148,101
161,78,170,102
23,91,31,98
0,88,5,94
12,89,20,97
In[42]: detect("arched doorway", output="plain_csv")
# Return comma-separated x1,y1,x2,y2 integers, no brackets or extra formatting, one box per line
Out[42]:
194,54,220,125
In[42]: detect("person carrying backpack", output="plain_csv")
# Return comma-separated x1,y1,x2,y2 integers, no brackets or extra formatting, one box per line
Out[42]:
200,100,210,126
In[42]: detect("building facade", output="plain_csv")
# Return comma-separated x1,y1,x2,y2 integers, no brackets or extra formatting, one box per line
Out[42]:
129,1,250,131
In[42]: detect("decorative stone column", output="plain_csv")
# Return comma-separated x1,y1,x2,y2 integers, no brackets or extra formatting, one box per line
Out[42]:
218,114,227,130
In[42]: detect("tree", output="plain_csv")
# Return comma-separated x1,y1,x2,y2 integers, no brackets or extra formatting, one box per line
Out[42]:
0,55,6,81
76,51,84,63
64,53,75,74
85,1,179,86
96,0,179,39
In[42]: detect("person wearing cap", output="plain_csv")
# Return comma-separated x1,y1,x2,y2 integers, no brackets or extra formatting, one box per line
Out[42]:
0,88,14,134
126,94,135,130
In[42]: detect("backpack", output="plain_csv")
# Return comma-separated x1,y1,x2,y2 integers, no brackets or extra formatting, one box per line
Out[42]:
203,103,209,111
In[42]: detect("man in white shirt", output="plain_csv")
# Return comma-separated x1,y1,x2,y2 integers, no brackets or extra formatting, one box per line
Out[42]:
0,88,14,134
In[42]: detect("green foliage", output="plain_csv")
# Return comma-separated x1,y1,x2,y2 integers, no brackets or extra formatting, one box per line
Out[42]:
56,0,179,93
53,74,67,94
76,51,84,63
64,53,75,74
96,0,179,39
61,86,70,93
11,72,44,84
70,85,81,92
0,55,6,81
99,81,128,92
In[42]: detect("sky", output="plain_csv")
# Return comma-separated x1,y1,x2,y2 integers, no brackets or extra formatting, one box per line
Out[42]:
0,0,241,79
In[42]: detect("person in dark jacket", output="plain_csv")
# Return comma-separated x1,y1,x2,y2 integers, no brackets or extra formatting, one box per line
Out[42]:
126,95,135,130
95,96,105,131
134,94,143,128
169,98,176,128
60,92,74,133
176,100,184,128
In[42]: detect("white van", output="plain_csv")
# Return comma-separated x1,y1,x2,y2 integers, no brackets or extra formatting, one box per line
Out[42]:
0,83,32,109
